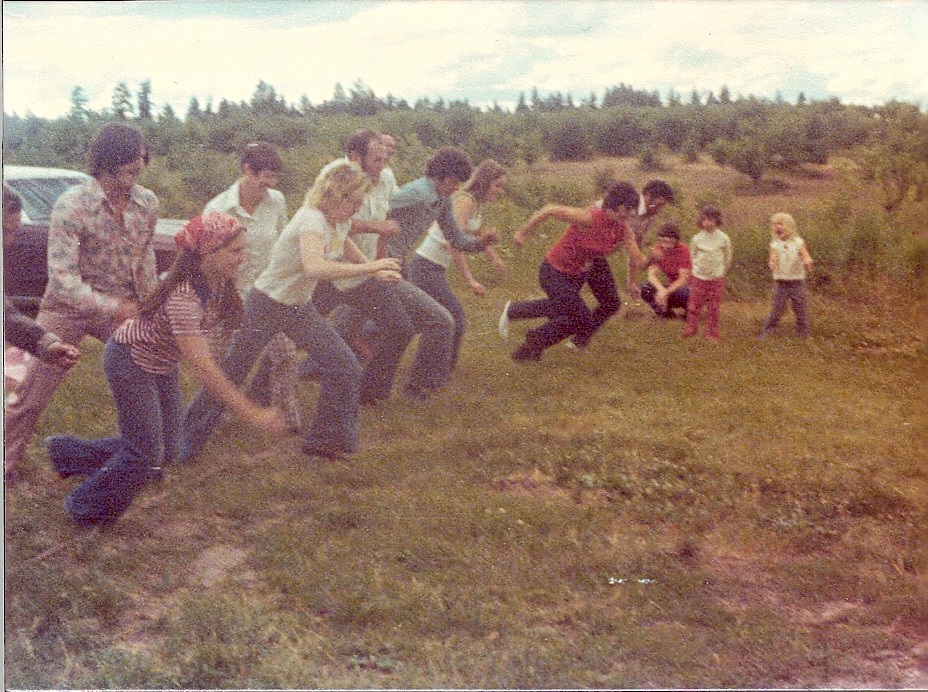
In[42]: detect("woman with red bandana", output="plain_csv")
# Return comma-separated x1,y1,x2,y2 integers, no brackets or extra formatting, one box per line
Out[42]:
47,212,286,526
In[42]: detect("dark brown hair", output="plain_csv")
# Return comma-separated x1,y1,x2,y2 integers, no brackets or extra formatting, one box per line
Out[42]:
138,244,243,327
425,147,472,182
699,205,723,226
241,142,283,174
88,124,149,177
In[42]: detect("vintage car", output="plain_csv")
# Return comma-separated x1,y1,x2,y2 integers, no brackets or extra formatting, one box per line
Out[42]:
3,165,184,317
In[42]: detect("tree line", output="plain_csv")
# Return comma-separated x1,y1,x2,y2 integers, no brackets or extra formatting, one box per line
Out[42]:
4,79,926,217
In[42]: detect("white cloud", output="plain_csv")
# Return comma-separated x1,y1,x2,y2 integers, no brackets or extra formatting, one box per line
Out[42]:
2,0,925,118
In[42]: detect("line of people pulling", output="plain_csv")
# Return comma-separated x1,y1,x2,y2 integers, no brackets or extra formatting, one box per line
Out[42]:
4,123,813,526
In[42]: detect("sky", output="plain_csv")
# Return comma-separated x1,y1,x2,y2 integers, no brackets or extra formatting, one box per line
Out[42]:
2,0,926,120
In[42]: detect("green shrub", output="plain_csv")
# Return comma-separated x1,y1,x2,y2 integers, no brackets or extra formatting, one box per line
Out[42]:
548,119,594,161
637,145,666,172
505,174,593,210
469,121,520,167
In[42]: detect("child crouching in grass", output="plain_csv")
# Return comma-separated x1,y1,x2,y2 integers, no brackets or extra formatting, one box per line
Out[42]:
759,212,813,339
683,205,732,340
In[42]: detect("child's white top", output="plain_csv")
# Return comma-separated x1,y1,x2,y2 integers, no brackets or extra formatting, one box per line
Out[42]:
771,236,808,281
689,230,732,280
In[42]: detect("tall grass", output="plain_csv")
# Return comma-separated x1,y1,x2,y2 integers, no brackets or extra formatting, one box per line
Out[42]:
5,155,926,689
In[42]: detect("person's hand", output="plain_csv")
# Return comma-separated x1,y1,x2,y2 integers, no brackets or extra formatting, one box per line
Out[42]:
45,342,80,369
375,269,403,283
372,257,402,273
480,229,501,247
513,227,529,250
247,406,287,435
377,220,401,238
468,279,486,297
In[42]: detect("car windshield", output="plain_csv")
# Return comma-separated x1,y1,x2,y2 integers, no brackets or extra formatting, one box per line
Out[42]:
5,176,86,222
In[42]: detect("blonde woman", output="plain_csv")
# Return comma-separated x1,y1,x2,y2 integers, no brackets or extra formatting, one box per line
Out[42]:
407,159,508,370
180,162,402,462
759,212,813,338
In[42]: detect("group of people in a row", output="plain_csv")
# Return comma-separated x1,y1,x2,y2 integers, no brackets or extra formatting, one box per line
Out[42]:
2,123,813,526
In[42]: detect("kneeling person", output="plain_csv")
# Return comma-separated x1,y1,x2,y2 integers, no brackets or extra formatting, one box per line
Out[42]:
640,222,691,319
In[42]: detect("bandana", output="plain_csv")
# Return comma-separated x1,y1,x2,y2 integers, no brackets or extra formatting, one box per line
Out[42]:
175,212,244,255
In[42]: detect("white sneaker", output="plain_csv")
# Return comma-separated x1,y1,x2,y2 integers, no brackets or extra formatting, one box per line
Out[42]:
563,340,583,352
498,300,511,340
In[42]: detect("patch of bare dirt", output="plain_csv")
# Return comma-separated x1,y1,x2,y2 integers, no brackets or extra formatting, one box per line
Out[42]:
492,469,571,501
701,543,927,689
190,544,251,587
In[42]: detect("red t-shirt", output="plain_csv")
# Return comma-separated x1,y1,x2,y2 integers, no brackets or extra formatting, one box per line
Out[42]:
648,243,692,283
545,208,626,275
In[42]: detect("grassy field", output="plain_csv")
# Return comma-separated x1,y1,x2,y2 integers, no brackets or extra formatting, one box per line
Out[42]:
4,156,927,689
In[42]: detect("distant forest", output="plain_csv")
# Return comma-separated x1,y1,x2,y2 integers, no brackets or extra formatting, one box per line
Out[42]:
4,79,926,218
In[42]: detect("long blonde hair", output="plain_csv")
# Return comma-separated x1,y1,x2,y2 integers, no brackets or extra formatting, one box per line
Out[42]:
305,161,371,211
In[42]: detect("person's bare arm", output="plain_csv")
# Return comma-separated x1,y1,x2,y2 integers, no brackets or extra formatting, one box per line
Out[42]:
300,233,401,281
514,205,593,248
175,333,285,434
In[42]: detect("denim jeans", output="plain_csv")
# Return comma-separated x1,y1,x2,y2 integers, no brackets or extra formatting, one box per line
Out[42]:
180,289,362,463
407,255,467,370
312,278,414,402
64,339,182,525
640,281,690,316
762,280,809,336
509,258,620,353
391,280,454,391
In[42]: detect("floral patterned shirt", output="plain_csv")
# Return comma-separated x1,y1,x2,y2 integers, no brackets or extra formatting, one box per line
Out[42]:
43,177,159,317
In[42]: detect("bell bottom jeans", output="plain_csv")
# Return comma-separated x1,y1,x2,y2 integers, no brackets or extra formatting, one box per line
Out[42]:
406,255,467,371
312,278,415,402
62,339,181,525
180,289,361,463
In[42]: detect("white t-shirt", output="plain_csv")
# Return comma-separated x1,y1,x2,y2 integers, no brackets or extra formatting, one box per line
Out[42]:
204,181,288,296
689,229,733,281
771,236,808,281
254,206,349,306
312,158,395,291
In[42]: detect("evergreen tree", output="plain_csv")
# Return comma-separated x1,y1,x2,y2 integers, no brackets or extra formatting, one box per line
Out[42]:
69,86,89,121
112,81,134,119
137,79,153,120
187,96,202,120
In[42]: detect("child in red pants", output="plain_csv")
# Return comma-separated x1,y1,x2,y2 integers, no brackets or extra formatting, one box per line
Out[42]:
683,205,732,340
